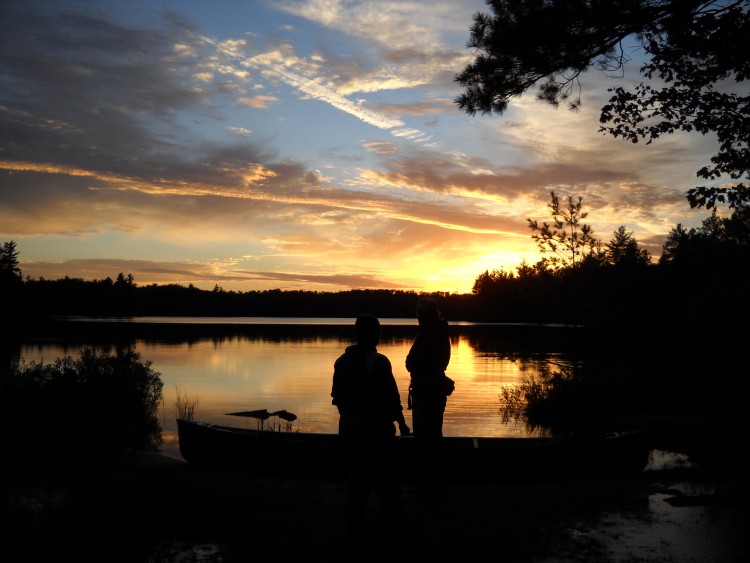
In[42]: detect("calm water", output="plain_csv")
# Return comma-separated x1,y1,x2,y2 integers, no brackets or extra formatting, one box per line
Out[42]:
19,317,573,458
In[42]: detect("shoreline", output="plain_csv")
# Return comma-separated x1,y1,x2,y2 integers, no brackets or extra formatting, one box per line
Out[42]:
6,442,749,562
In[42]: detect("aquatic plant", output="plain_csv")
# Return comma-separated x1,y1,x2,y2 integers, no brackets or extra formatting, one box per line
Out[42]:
175,386,199,421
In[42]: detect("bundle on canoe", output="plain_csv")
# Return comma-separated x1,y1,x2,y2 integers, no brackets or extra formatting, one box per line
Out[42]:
224,409,298,429
176,419,652,481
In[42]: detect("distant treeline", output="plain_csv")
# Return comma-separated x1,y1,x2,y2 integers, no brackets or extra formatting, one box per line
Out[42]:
2,202,747,333
0,244,744,335
12,279,466,319
1,218,748,332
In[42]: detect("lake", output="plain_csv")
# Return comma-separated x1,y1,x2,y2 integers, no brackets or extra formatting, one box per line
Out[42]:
18,317,580,458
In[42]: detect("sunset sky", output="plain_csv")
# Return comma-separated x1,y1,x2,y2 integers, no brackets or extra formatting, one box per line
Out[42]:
0,0,723,294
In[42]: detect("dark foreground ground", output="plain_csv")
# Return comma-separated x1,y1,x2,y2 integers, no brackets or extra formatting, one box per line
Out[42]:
5,424,750,562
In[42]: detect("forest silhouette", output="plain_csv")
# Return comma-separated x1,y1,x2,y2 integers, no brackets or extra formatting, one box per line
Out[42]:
2,198,748,435
2,194,747,326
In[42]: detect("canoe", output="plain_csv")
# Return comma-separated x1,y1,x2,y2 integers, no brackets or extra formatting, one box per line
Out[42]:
176,419,652,481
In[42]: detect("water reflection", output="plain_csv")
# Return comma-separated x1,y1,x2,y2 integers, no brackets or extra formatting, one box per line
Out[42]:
18,323,577,457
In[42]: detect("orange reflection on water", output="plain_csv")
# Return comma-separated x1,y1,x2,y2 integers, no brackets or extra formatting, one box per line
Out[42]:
20,330,555,458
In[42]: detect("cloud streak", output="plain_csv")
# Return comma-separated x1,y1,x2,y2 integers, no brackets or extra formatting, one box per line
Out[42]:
248,50,405,130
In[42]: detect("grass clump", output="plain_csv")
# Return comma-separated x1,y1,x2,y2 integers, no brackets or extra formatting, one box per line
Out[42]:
175,386,199,421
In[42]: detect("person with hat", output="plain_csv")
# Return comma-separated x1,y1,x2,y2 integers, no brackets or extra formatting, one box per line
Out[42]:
405,296,452,497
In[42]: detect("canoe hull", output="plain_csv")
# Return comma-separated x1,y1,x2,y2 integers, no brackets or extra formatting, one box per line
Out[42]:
176,419,651,481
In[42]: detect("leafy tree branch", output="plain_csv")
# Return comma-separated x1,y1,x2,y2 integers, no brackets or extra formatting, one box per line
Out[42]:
455,0,750,208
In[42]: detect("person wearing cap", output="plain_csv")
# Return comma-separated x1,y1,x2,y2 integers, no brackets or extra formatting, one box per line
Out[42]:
331,313,410,539
405,296,452,496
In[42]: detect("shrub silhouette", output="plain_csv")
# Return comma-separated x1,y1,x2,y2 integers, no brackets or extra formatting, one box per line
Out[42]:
3,347,163,468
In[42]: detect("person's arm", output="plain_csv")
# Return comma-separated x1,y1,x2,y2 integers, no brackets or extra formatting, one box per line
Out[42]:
381,354,410,435
331,355,350,414
438,321,451,371
396,410,410,436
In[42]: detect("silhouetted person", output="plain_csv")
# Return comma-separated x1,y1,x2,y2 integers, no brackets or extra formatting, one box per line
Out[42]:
406,296,451,496
331,313,410,541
